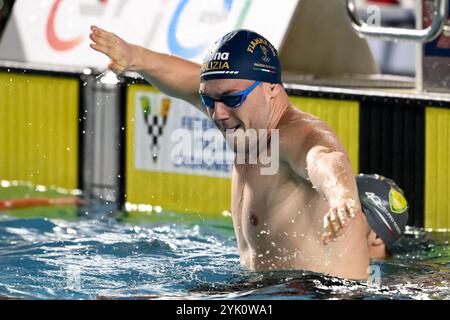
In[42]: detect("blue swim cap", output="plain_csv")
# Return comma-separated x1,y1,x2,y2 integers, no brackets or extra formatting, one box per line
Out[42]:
356,174,409,249
200,29,282,84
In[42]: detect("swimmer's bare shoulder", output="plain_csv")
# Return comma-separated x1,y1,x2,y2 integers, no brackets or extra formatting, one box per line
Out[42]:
278,106,345,178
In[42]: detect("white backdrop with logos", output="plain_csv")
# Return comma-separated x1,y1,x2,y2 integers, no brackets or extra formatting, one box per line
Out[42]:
0,0,298,68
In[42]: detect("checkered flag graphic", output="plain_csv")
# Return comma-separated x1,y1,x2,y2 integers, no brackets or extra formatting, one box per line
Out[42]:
148,115,167,162
140,95,171,163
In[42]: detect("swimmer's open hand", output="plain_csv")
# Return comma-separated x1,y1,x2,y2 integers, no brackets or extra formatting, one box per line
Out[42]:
322,198,358,245
89,25,139,74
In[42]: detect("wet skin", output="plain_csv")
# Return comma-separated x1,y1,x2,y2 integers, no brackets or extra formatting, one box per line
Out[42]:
200,79,370,280
90,26,370,280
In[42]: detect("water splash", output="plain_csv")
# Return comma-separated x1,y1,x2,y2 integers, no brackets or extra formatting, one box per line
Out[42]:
0,210,448,299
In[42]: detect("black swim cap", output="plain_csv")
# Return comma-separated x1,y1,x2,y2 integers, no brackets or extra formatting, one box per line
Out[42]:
200,29,282,84
356,174,409,249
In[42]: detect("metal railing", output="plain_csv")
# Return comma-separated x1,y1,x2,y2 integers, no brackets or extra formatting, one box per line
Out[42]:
346,0,449,42
444,24,450,36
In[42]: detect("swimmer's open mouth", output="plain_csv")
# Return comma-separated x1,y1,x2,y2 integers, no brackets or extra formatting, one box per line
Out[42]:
225,125,241,133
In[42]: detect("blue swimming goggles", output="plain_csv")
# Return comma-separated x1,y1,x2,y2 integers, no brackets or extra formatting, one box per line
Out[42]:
200,81,261,109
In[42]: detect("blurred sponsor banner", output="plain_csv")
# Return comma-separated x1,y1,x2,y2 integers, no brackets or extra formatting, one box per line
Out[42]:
0,0,298,68
134,89,233,178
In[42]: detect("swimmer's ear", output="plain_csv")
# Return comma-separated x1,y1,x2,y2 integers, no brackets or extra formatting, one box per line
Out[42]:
266,83,283,98
371,232,385,246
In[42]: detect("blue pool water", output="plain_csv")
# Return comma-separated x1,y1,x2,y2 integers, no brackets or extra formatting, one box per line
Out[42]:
0,209,449,300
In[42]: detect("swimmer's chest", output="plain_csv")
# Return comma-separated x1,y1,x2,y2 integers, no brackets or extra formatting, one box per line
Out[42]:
231,163,315,228
231,164,329,255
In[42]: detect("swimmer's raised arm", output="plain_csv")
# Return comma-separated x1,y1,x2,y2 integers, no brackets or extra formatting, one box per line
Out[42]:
281,122,366,245
305,146,361,240
89,25,203,110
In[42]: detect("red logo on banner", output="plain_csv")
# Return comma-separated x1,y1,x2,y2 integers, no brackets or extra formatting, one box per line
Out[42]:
46,0,84,51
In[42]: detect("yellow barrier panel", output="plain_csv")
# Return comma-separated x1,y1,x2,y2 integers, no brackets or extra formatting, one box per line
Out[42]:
290,97,360,173
425,107,450,229
126,85,231,217
0,72,79,190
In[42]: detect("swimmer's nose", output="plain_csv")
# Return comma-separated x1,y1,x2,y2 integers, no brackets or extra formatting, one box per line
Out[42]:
211,101,231,123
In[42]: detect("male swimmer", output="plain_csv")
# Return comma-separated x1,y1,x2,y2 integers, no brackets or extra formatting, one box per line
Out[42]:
90,27,408,279
357,174,409,259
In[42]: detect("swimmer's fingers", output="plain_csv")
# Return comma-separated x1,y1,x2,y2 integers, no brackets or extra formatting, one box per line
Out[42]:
91,25,116,40
93,26,125,50
90,43,111,56
322,225,334,245
322,209,338,244
90,43,124,65
322,199,361,245
89,32,112,49
108,61,126,74
90,44,122,66
329,208,342,234
345,199,357,219
90,26,125,52
336,206,349,231
90,26,133,73
323,206,349,245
